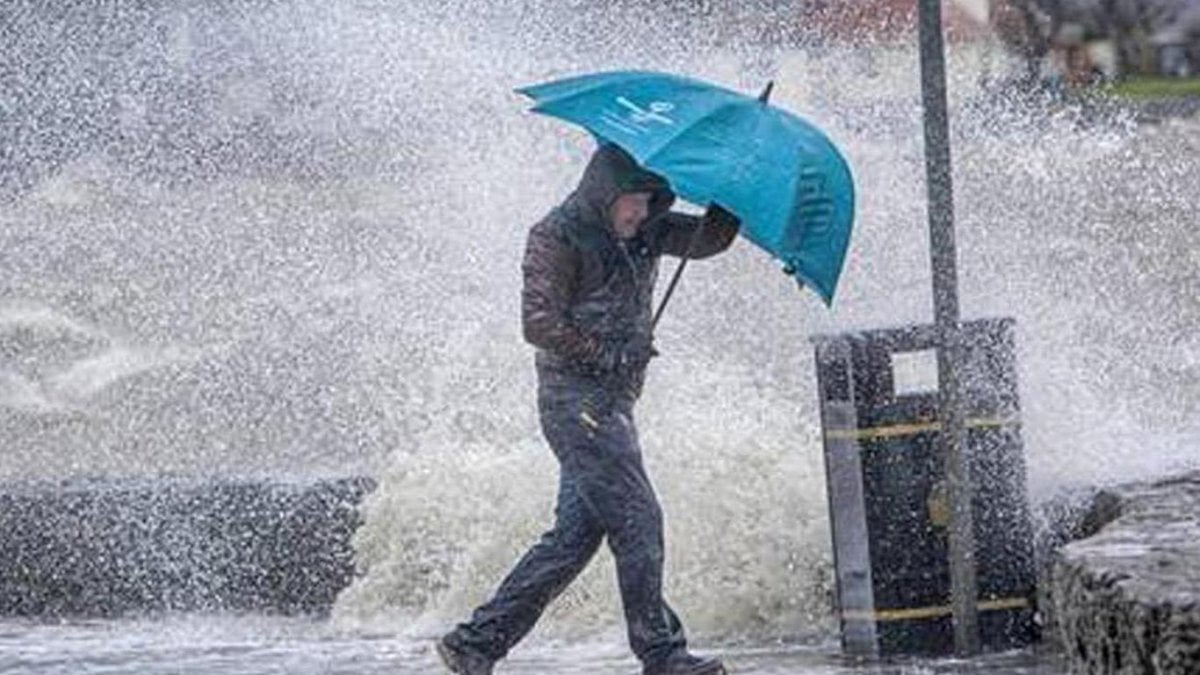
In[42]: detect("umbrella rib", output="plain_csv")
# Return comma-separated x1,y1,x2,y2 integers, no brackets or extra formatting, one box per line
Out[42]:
522,71,674,106
638,99,752,199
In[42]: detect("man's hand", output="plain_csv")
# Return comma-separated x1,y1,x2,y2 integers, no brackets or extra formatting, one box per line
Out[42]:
619,333,658,373
595,333,658,375
702,203,741,231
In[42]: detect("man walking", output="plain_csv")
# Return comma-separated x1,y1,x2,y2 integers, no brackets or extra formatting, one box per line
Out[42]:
437,144,739,675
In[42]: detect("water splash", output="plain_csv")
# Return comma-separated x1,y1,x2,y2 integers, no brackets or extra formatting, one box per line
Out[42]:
2,0,1198,647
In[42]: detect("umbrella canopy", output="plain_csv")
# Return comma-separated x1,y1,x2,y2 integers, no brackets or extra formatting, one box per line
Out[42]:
517,69,855,305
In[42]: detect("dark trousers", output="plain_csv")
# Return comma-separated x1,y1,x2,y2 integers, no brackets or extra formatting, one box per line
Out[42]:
448,376,687,665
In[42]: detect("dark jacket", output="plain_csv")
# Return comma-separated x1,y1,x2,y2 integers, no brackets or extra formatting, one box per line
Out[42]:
521,144,738,394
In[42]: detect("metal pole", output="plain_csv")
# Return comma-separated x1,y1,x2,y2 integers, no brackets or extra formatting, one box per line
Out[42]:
916,0,980,656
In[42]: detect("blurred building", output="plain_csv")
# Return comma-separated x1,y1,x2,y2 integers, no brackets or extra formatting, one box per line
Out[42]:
795,0,992,44
989,0,1200,80
1151,3,1200,76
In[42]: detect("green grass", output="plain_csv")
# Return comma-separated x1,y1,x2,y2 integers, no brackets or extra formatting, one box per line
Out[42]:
1104,76,1200,99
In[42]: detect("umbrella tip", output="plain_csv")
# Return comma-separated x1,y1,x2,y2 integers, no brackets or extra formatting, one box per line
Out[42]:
758,81,774,103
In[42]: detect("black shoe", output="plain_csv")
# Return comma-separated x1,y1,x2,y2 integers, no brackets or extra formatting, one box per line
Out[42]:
643,650,727,675
435,634,495,675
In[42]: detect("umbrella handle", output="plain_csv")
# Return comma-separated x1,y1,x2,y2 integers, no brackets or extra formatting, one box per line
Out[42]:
651,216,708,331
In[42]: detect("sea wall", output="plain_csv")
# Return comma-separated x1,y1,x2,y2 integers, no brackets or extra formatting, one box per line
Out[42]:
0,477,374,617
1047,471,1200,674
6,467,1199,675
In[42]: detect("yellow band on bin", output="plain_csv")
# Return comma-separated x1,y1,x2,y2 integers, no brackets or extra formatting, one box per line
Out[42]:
824,417,1019,442
842,596,1030,623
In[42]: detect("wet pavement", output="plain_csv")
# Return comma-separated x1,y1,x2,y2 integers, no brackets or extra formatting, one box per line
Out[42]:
0,615,1067,674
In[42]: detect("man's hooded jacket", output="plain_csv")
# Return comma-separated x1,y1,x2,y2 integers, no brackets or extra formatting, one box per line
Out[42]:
521,144,738,393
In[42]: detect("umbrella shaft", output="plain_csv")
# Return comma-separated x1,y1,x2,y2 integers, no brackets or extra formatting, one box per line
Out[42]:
651,217,708,330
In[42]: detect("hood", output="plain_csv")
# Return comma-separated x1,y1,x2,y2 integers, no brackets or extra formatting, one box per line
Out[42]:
560,144,676,245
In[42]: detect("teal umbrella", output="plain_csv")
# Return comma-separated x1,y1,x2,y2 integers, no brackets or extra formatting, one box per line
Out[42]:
517,69,855,306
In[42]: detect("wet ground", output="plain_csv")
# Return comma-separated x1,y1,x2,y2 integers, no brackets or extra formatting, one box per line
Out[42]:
0,615,1067,674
